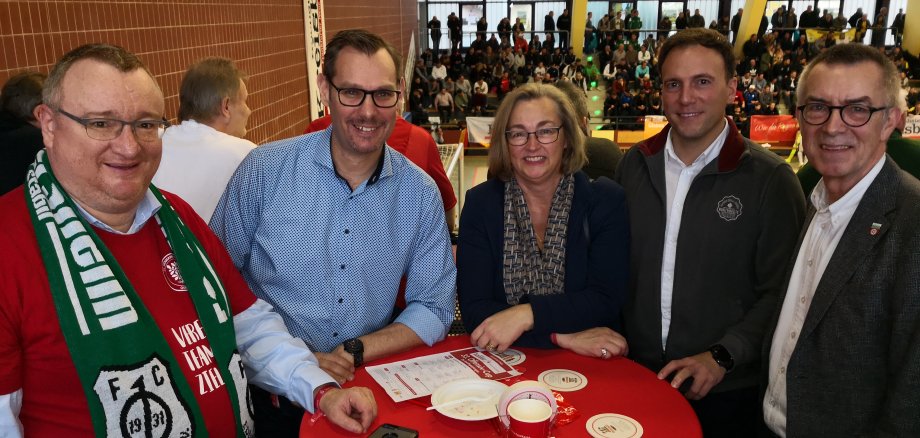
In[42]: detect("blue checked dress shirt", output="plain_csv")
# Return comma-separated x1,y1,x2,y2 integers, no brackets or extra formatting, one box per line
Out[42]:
210,127,456,353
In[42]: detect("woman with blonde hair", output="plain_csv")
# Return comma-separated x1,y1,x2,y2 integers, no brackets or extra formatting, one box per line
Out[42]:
458,83,630,359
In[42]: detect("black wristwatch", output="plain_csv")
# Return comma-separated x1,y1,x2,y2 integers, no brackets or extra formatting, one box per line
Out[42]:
342,338,364,367
709,344,734,372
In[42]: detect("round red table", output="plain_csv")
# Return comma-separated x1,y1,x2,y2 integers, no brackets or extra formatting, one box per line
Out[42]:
301,335,701,437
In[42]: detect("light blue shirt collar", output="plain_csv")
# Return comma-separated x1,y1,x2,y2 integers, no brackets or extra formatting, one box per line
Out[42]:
73,189,162,235
313,127,394,192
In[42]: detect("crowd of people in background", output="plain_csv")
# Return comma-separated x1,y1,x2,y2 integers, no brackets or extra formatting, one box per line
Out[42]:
2,7,920,434
418,6,916,131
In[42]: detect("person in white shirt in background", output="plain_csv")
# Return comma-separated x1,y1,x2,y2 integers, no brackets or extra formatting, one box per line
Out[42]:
430,60,448,86
637,45,652,65
512,48,526,72
602,60,618,84
533,61,547,78
152,57,255,222
472,77,489,114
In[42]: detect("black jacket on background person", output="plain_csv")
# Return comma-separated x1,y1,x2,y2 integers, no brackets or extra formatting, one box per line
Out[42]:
583,138,623,180
0,113,44,195
556,14,571,33
688,13,705,28
799,9,818,28
848,11,862,29
544,13,555,31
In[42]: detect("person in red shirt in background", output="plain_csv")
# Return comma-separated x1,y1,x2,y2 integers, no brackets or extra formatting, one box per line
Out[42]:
514,31,529,53
306,115,458,233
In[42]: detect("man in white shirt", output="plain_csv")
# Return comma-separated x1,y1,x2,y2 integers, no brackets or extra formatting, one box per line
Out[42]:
763,43,920,438
152,57,255,222
512,48,526,71
430,60,447,85
615,29,805,437
532,61,547,78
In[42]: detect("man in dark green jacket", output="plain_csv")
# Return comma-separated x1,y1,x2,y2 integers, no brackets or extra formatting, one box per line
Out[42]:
615,29,805,437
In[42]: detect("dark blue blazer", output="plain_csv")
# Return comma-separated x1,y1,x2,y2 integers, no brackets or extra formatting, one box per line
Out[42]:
457,172,630,348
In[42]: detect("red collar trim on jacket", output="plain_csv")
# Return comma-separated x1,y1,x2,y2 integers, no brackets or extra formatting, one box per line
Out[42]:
637,117,747,172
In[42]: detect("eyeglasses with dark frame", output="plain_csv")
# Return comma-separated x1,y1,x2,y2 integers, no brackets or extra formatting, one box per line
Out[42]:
327,80,401,108
505,126,563,146
796,103,889,128
54,108,170,143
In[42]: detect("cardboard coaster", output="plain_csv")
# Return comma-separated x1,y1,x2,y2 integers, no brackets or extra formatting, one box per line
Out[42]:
537,369,587,392
586,413,644,438
493,348,526,366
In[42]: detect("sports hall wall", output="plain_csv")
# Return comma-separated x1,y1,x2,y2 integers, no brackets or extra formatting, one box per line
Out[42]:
0,0,419,144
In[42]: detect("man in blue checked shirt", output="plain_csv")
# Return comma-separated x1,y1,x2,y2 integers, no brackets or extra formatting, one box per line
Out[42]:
210,29,457,437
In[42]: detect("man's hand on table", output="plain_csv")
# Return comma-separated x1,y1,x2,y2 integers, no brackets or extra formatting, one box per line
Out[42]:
470,304,534,352
319,387,377,434
657,351,726,400
554,327,629,358
316,346,355,384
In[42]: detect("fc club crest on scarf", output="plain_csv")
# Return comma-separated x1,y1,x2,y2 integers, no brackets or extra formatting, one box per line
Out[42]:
92,355,194,438
717,195,743,221
162,253,188,292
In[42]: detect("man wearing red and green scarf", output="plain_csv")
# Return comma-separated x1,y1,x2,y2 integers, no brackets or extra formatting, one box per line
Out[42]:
0,44,376,437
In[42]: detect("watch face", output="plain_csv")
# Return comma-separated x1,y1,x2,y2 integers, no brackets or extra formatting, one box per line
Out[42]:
710,345,733,369
343,339,364,366
344,338,363,353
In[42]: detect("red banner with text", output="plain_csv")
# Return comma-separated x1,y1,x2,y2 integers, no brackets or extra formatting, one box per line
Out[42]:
749,115,799,143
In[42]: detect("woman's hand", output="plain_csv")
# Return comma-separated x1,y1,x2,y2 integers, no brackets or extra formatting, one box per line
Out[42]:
470,304,534,352
554,327,628,359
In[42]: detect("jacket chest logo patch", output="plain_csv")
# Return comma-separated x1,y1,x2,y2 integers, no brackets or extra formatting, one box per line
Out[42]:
717,195,743,221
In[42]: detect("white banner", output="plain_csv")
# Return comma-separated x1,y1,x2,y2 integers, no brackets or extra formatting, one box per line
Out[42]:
466,116,494,145
904,114,920,139
304,0,327,121
404,34,415,105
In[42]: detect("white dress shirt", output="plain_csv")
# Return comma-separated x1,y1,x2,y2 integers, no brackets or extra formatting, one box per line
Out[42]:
431,64,448,82
763,155,886,437
473,80,489,94
660,120,729,348
152,120,256,222
638,49,652,64
603,63,617,80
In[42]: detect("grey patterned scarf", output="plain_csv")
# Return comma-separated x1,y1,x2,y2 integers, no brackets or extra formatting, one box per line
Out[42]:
502,175,574,304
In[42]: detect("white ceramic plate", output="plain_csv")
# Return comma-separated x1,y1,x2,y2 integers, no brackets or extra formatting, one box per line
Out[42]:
430,378,508,421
